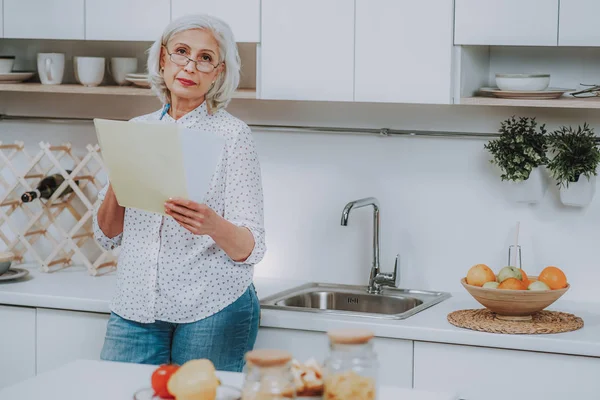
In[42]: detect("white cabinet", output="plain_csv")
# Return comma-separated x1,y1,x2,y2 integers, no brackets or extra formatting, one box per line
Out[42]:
355,0,453,104
36,308,109,375
259,0,354,102
0,305,35,389
558,0,600,46
414,341,600,400
254,327,413,388
85,0,169,41
4,0,84,39
0,0,3,38
454,0,559,46
171,0,260,43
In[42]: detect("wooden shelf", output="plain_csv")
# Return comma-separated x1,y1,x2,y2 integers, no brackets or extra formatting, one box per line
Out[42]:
0,83,256,99
460,96,600,109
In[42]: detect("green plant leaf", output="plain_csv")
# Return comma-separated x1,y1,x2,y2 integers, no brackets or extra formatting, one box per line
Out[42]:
547,123,600,188
484,116,549,182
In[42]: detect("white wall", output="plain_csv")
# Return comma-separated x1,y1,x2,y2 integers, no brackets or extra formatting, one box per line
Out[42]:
2,95,600,302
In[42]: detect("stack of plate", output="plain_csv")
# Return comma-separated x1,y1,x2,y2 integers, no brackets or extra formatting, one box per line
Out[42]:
125,73,150,88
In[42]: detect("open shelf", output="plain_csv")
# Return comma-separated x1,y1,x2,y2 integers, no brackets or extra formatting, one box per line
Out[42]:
0,83,256,99
460,96,600,109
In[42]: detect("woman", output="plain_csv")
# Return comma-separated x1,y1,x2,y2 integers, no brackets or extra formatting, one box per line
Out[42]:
92,14,265,372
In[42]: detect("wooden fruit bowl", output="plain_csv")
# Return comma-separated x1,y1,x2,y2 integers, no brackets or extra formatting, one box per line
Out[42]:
461,277,570,321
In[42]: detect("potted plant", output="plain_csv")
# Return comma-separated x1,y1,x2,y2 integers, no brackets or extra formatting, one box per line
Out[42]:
547,123,600,207
484,116,549,204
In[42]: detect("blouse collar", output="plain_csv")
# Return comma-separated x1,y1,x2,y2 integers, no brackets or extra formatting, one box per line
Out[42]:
160,101,210,123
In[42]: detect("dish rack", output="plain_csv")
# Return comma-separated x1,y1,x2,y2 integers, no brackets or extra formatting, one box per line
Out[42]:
0,140,118,276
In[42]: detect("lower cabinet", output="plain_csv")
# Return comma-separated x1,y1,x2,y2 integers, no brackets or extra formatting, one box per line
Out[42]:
36,308,110,374
413,341,600,400
254,327,413,388
0,305,36,389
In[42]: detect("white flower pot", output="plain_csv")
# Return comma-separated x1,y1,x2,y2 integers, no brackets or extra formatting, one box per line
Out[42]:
559,175,596,207
503,167,547,204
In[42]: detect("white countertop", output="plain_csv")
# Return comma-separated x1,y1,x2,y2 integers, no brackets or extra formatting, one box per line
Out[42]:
1,265,599,358
0,359,458,400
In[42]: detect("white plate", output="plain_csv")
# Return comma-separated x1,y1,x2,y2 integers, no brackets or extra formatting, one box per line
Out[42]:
125,77,151,88
133,385,241,400
479,87,574,99
0,267,29,281
0,72,35,83
126,73,149,79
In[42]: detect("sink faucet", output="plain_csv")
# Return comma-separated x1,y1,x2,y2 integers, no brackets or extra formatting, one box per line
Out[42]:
341,197,398,295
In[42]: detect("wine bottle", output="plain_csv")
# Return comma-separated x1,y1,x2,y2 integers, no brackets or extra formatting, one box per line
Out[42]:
21,170,80,203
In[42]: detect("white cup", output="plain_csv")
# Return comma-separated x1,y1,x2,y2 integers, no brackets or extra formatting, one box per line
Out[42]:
109,57,138,86
74,56,105,87
37,53,65,85
0,56,15,74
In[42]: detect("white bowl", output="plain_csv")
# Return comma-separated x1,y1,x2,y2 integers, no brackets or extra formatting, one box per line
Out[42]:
495,74,550,91
0,56,15,74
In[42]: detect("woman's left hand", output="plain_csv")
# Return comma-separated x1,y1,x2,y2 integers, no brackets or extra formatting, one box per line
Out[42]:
164,198,219,236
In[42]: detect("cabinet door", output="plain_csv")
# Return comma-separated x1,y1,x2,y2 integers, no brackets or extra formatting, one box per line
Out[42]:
414,341,600,400
86,0,169,41
0,305,35,389
36,308,110,375
454,0,559,46
259,0,354,102
172,0,260,43
255,328,413,388
559,0,600,46
355,0,453,104
0,0,3,39
4,0,84,39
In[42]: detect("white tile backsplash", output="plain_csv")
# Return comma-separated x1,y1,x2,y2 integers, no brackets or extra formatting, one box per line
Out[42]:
2,98,600,302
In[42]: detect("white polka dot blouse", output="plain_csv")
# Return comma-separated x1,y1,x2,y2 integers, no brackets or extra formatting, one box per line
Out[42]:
93,102,266,323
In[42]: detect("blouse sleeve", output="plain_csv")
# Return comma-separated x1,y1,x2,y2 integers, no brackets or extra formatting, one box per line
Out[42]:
223,125,266,266
92,184,123,251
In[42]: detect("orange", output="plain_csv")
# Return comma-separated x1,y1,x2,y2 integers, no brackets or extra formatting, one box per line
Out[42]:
498,277,527,290
520,269,530,287
466,264,496,287
538,266,567,290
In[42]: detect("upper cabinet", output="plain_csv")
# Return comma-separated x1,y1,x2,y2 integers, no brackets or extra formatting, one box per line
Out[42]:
86,0,169,41
0,0,3,38
559,0,600,46
4,0,84,40
355,0,453,104
454,0,559,46
171,0,260,43
259,0,354,102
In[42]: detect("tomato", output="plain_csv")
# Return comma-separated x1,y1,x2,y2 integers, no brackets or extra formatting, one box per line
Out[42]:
151,364,180,399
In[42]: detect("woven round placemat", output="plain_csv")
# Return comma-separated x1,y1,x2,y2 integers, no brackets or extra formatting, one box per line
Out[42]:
447,309,584,334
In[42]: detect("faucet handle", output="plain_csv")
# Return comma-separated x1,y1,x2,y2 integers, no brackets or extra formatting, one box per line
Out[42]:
375,254,399,288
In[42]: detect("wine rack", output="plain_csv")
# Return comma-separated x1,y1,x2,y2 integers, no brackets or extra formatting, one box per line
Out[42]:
0,140,118,276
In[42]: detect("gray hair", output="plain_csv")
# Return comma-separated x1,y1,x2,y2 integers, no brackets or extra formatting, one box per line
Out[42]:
147,14,240,113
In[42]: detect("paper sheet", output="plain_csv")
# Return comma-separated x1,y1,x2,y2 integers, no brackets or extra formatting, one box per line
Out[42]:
93,118,224,215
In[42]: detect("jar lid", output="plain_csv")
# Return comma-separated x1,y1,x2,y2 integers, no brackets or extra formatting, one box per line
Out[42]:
327,328,374,344
0,252,14,263
245,349,293,367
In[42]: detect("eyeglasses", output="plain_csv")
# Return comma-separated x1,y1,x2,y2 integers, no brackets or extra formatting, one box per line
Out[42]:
163,46,220,73
570,83,600,98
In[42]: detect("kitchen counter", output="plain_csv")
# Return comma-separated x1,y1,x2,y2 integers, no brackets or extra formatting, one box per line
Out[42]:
1,265,599,359
0,359,458,400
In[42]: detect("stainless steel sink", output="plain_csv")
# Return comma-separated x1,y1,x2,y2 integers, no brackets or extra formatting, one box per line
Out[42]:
260,282,451,320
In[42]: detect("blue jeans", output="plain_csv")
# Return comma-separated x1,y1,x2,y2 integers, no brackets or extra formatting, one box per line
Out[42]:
100,284,260,372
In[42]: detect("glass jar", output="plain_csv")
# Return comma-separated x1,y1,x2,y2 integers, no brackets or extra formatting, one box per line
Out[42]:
323,328,378,400
242,349,297,400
